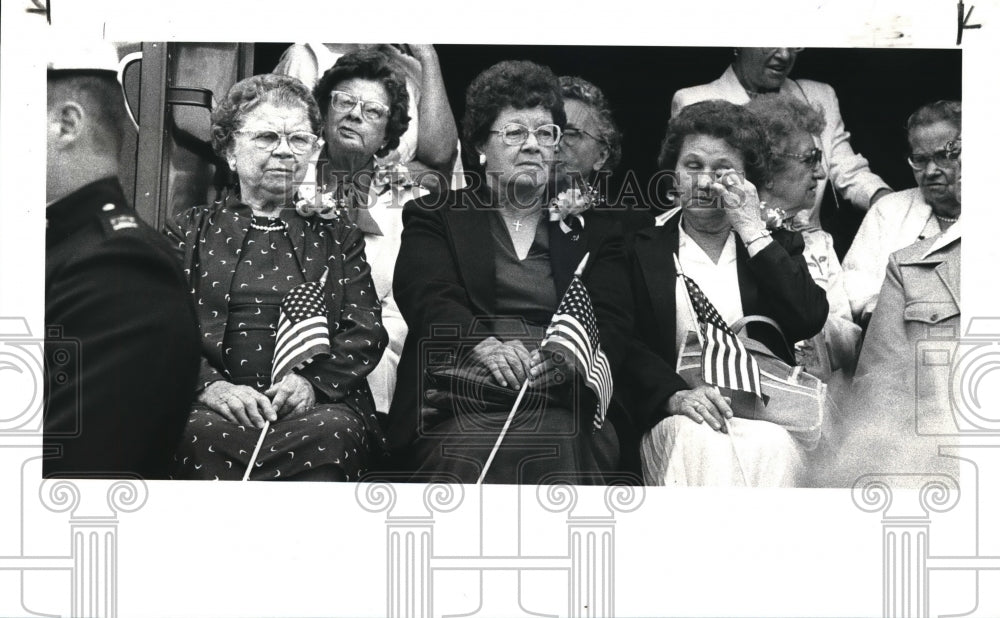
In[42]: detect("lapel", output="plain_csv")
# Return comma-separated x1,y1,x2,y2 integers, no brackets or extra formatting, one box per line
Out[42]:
445,189,496,314
899,235,961,307
734,235,759,315
633,222,680,354
718,65,752,105
548,219,589,297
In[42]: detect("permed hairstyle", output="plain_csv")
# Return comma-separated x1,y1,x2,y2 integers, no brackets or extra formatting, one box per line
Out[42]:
313,48,410,156
745,93,826,176
558,75,623,172
462,60,566,156
211,73,322,158
906,100,961,138
657,99,770,187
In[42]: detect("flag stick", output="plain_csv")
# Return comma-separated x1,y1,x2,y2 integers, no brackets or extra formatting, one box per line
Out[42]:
477,381,530,484
672,253,748,486
242,420,270,481
477,251,592,484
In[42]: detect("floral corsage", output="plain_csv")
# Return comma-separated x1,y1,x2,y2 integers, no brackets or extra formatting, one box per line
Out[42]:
549,184,605,234
294,183,347,221
760,201,787,231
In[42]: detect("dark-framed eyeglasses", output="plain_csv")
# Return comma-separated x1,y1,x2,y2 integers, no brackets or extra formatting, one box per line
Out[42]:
489,123,562,147
561,127,606,147
908,138,961,171
329,90,390,122
774,147,823,167
235,130,319,154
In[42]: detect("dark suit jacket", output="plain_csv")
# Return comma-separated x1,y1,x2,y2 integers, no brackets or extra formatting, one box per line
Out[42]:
621,213,829,433
387,186,634,455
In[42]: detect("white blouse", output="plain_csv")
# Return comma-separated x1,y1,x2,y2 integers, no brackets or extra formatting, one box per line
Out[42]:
673,220,744,357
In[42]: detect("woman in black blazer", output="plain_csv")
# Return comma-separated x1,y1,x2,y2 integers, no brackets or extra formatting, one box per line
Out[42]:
621,100,828,486
387,60,633,484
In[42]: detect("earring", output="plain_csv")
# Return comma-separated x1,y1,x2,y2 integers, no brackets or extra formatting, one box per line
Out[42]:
733,48,739,57
478,153,487,166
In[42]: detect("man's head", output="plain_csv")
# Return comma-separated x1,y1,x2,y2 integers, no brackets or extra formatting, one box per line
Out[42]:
46,41,127,203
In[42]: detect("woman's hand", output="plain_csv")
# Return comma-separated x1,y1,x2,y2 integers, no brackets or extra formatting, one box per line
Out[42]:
470,337,532,389
705,169,768,240
666,385,734,433
527,346,579,389
198,381,277,428
265,373,317,419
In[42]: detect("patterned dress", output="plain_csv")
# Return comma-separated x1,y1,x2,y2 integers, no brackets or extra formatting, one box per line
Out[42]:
165,199,389,481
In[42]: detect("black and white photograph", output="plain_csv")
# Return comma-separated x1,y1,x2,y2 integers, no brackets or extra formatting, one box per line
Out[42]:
2,0,999,616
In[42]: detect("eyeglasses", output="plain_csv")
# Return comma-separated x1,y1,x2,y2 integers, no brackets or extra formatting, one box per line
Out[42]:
235,130,319,154
773,147,822,167
908,139,961,170
490,123,562,147
329,90,390,122
561,127,606,147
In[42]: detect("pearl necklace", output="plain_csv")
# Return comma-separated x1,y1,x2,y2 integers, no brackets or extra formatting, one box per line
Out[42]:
934,213,959,223
250,218,285,232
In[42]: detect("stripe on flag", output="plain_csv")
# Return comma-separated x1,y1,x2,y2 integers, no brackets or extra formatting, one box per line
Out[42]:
271,278,331,385
540,276,614,430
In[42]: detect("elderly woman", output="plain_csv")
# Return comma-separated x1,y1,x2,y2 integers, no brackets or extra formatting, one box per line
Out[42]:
621,100,828,486
166,74,388,481
554,75,622,192
275,43,461,188
842,100,961,323
299,49,426,417
671,48,891,230
745,93,861,378
388,60,633,484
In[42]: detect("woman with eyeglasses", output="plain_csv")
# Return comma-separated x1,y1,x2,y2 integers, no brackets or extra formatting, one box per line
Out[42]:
298,49,427,419
621,100,828,486
671,48,891,239
166,74,388,481
842,100,961,323
746,94,861,379
387,60,633,484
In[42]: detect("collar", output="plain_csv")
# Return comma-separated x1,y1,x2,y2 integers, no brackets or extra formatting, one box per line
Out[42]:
920,219,961,259
46,176,129,241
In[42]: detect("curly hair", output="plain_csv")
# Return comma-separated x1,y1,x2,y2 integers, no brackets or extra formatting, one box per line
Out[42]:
313,48,410,156
211,73,322,158
462,60,566,155
558,75,622,172
745,93,825,176
657,99,769,188
906,100,961,135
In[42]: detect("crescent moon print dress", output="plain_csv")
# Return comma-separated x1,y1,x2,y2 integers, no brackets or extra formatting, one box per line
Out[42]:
168,205,388,481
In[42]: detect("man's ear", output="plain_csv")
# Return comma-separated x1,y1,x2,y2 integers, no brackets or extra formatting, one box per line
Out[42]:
52,100,85,144
592,144,610,173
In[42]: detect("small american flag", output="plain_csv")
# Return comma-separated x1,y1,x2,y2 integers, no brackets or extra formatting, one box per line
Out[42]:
679,272,762,398
271,271,330,384
540,275,613,430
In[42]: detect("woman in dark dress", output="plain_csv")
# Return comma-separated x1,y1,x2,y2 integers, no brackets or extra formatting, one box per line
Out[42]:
387,61,633,484
166,74,388,481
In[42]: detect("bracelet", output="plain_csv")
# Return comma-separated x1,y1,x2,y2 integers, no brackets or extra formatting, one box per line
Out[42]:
743,230,772,247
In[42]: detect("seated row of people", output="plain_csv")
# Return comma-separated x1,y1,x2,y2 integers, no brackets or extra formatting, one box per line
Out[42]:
45,44,960,486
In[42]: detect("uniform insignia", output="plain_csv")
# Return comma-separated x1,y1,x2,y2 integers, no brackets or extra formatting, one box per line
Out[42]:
109,214,139,231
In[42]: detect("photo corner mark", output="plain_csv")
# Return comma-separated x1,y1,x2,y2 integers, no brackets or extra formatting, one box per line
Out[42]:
957,1,982,45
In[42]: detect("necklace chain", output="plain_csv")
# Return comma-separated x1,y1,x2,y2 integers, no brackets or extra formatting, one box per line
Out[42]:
250,219,286,232
935,213,959,223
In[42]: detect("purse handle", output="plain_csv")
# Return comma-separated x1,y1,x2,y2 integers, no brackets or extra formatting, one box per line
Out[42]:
730,315,795,361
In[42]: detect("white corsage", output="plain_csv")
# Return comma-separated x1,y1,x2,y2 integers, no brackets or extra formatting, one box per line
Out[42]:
295,185,345,221
372,161,415,190
760,201,787,231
